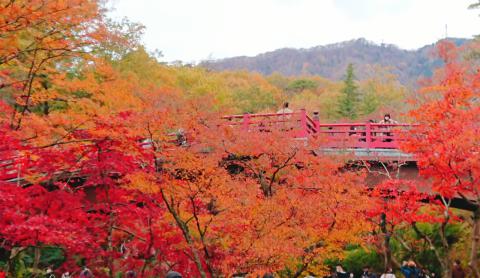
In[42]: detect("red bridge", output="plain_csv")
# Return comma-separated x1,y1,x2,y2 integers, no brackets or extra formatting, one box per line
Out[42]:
0,110,477,211
223,109,415,161
223,110,480,211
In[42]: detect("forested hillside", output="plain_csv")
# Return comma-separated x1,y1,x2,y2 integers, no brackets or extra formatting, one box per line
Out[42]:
201,38,470,86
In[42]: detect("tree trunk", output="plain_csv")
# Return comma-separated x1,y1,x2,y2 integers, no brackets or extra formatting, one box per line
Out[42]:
32,246,41,278
6,246,26,275
440,259,452,278
160,190,208,278
470,208,480,278
412,222,451,277
106,211,115,278
380,213,392,270
439,222,452,278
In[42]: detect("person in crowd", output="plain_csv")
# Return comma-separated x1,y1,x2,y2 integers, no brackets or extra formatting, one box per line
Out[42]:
165,270,183,278
419,267,435,278
335,265,350,278
361,266,377,278
125,270,137,278
380,267,396,278
79,267,93,278
400,261,420,278
452,260,466,278
45,267,55,278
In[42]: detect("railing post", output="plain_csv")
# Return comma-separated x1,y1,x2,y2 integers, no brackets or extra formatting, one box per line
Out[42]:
242,113,250,131
299,109,308,137
313,111,320,134
366,122,371,150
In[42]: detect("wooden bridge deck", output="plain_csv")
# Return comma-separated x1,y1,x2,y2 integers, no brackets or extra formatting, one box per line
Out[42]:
319,148,414,161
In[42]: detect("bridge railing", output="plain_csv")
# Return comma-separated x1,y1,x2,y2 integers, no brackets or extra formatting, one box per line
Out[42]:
222,109,318,138
1,112,414,182
223,110,415,150
315,123,414,149
0,158,20,181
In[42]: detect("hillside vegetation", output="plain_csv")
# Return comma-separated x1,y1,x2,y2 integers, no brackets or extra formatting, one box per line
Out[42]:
201,38,470,86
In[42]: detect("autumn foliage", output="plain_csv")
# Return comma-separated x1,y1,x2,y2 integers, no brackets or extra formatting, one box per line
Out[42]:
0,1,375,277
402,41,480,277
2,0,480,277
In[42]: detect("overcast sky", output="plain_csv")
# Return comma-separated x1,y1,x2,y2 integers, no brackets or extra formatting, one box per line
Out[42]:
108,0,480,63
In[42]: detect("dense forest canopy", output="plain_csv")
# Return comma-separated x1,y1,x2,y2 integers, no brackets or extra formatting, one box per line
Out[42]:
0,1,480,278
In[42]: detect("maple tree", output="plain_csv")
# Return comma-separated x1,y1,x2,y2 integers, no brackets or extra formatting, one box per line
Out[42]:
0,0,111,129
365,177,431,270
0,108,204,277
403,41,480,277
214,129,370,276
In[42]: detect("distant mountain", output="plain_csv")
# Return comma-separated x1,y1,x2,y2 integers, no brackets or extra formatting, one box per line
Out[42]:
201,38,470,86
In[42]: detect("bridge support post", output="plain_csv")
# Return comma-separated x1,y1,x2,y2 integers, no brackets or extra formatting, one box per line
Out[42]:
313,111,320,134
299,109,308,138
366,122,371,150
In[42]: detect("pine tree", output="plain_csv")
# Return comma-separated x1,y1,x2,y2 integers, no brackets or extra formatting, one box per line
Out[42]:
338,63,360,120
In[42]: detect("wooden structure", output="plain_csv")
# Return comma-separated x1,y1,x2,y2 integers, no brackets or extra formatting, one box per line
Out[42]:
223,109,415,161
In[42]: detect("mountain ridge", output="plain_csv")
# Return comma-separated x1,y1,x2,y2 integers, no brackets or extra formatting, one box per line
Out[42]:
200,38,470,86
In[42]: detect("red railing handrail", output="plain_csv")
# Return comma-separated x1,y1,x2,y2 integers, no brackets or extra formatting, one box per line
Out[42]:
317,123,416,127
222,111,300,119
222,110,417,151
305,114,318,134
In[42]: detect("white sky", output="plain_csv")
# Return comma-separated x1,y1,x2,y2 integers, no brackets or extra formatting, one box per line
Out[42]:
108,0,480,63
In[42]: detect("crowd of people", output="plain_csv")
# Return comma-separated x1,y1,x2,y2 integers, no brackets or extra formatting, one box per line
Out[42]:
38,268,184,278
323,259,468,278
28,259,469,277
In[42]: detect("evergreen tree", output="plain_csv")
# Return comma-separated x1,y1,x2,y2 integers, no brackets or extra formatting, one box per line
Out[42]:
361,91,379,116
338,63,360,120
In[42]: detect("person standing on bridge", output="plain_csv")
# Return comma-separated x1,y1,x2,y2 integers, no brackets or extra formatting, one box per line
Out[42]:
277,102,293,115
277,102,294,130
379,113,398,125
379,113,398,142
